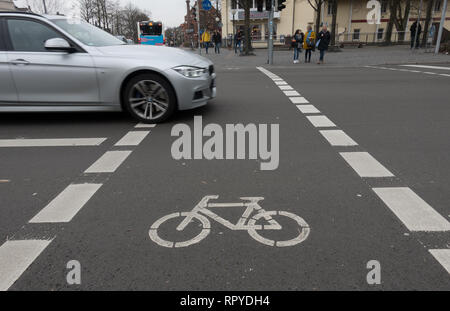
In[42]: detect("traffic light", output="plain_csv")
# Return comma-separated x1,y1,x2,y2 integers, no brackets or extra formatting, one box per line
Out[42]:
192,7,197,21
278,0,286,11
256,0,264,12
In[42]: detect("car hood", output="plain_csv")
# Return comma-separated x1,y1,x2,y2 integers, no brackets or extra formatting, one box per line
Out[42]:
95,45,212,68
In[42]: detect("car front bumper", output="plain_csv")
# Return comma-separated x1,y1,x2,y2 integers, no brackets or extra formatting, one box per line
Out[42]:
166,67,217,111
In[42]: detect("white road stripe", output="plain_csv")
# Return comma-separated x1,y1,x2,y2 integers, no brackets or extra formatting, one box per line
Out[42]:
373,187,450,232
135,123,156,128
279,85,294,90
284,90,300,96
115,131,149,146
29,184,102,223
401,65,450,71
439,74,450,77
429,249,450,274
296,105,320,114
289,97,309,104
0,239,52,291
85,151,132,173
320,130,358,146
0,138,106,147
423,72,438,75
340,152,394,177
306,115,336,128
275,81,287,85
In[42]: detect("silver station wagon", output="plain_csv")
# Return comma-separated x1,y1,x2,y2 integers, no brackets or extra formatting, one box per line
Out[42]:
0,12,216,123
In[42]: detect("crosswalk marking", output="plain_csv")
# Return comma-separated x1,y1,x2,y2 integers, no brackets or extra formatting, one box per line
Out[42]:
279,85,294,90
306,115,336,128
29,184,102,223
0,138,106,147
289,97,309,104
115,131,149,146
284,90,300,97
296,105,320,114
0,239,52,291
275,81,287,85
135,123,156,128
319,130,358,146
85,151,132,173
340,152,394,177
429,250,450,274
373,187,450,232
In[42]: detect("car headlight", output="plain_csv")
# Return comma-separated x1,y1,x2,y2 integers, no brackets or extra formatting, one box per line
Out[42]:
173,66,208,78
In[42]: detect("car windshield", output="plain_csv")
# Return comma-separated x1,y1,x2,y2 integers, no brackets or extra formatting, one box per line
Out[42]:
51,18,126,47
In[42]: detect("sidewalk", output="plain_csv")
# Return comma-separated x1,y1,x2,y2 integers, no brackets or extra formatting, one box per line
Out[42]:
184,45,449,69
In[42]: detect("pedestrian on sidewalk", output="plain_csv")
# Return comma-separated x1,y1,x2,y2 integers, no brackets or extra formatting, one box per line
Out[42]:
202,30,211,54
292,29,304,64
410,21,422,49
235,30,242,54
213,30,222,54
303,25,316,63
316,25,331,64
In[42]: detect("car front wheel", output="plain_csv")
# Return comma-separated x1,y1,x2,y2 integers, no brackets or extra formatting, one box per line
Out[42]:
123,73,176,123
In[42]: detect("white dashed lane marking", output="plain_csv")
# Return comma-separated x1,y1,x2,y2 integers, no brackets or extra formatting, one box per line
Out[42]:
296,105,321,114
29,184,102,223
0,239,53,291
289,97,310,104
429,250,450,274
340,152,394,178
373,187,450,232
115,131,150,146
0,138,106,147
284,90,300,96
85,151,132,173
279,85,294,90
135,123,156,128
306,115,336,128
319,130,358,146
401,65,450,71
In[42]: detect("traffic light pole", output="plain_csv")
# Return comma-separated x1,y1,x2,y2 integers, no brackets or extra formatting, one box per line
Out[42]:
435,0,448,54
268,0,274,65
197,0,202,55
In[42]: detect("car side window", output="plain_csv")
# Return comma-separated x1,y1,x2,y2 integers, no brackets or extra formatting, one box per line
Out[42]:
0,19,6,51
6,18,63,52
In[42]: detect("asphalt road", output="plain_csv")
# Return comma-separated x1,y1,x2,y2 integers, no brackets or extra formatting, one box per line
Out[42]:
0,62,449,291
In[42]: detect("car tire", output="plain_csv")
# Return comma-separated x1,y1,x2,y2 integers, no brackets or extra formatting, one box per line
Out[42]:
123,73,177,123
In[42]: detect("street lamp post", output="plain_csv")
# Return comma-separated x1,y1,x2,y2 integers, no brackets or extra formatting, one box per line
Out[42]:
42,0,48,14
231,8,237,50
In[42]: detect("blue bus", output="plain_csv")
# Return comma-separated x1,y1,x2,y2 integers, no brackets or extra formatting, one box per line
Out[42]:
138,21,164,46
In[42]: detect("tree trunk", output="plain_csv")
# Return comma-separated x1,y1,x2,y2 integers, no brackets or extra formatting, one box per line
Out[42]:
384,0,396,44
398,0,411,42
422,0,434,46
243,0,251,55
315,1,322,35
330,0,338,46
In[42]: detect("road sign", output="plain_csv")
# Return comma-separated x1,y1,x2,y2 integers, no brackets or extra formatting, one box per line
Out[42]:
202,0,212,11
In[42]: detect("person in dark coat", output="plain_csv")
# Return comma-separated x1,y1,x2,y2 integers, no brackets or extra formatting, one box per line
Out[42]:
316,25,331,64
292,29,304,64
213,31,222,54
410,21,422,49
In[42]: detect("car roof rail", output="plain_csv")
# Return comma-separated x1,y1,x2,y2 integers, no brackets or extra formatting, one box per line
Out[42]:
0,11,43,17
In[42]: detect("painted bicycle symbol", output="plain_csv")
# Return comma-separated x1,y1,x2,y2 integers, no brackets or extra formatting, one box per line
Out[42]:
149,195,310,248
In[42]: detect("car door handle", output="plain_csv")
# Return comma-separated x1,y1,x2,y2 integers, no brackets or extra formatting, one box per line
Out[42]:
10,59,30,66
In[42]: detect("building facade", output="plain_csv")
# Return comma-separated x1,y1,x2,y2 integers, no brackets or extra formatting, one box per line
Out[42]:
220,0,450,47
0,0,28,11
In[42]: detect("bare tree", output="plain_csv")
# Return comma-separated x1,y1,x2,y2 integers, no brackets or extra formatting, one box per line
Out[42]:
329,0,338,46
385,0,412,43
237,0,252,55
422,0,435,46
307,0,325,36
26,0,68,14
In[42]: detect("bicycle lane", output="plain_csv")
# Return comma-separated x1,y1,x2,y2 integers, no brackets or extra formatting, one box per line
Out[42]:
8,67,449,290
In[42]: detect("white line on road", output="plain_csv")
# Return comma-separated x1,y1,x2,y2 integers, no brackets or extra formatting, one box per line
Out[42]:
401,65,450,71
373,187,450,232
0,239,52,291
0,138,106,147
306,115,336,128
284,90,301,97
289,97,309,104
319,130,358,146
29,184,102,223
135,123,156,128
279,85,294,90
340,152,395,177
84,151,132,173
429,249,450,274
275,81,288,85
115,131,149,146
296,105,320,114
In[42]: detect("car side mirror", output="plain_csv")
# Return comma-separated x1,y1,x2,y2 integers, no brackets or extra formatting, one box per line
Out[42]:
45,38,76,53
